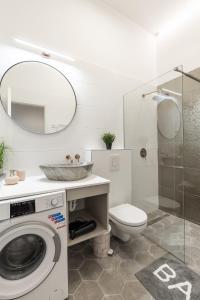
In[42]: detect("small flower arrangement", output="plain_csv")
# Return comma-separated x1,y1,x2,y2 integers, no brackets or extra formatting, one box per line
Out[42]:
102,132,116,150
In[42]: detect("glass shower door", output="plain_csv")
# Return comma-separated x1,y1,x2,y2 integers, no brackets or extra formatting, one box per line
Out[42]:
182,68,200,273
123,67,185,262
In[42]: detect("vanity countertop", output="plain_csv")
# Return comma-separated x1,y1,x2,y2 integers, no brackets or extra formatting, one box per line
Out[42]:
0,174,110,201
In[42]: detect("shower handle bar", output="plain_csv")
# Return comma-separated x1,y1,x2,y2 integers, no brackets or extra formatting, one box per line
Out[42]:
143,67,200,98
174,67,200,84
142,90,158,98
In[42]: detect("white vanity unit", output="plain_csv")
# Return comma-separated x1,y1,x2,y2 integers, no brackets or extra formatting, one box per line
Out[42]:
0,175,110,243
0,174,110,300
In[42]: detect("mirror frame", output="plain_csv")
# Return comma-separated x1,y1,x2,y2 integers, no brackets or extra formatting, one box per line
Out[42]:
157,98,181,140
0,61,77,135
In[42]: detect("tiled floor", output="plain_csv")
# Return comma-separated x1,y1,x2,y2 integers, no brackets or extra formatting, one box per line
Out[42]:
144,213,185,261
68,213,200,300
68,234,166,300
144,212,200,275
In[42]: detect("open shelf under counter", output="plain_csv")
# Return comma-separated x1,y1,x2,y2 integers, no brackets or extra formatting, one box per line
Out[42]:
68,209,108,247
67,185,109,247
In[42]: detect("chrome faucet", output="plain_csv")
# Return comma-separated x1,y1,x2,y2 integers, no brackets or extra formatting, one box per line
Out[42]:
75,154,80,163
66,155,73,164
66,154,81,164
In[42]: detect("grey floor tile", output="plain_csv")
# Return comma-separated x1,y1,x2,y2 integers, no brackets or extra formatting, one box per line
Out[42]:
98,269,125,295
69,217,200,300
117,244,136,260
119,259,142,280
148,244,166,259
80,259,102,280
82,244,96,259
134,251,155,267
122,281,152,300
69,241,88,253
68,251,84,270
96,253,121,270
103,295,123,300
68,270,81,294
74,281,103,300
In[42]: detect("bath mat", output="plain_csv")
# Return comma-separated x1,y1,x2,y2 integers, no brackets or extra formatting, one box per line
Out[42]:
136,254,200,300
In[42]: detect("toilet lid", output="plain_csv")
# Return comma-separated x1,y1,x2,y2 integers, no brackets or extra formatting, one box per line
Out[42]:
109,204,147,227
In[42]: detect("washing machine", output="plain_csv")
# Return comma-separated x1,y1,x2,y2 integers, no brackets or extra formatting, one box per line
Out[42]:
0,190,68,300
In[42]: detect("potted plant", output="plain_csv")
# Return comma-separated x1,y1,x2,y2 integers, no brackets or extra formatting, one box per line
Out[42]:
102,132,116,150
0,141,7,175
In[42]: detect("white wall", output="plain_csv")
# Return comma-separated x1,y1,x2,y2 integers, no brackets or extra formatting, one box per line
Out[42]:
0,44,131,174
124,85,159,213
0,0,156,82
85,150,132,208
156,9,200,74
0,0,157,175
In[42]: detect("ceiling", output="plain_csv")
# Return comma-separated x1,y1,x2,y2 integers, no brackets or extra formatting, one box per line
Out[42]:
102,0,189,35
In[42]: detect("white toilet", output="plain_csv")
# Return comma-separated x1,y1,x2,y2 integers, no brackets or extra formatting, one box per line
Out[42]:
109,203,148,242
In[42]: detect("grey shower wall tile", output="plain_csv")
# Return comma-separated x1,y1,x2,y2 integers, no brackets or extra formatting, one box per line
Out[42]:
158,189,183,217
158,165,175,188
158,141,176,160
158,166,184,217
175,191,184,218
184,167,200,196
174,143,184,166
184,126,200,143
174,167,184,218
182,87,200,224
184,192,200,225
184,142,200,169
158,142,183,167
175,167,184,193
159,185,175,200
183,89,200,169
158,195,173,213
158,165,184,193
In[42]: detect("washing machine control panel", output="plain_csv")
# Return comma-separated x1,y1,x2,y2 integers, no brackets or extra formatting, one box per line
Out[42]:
10,200,35,218
35,192,64,212
0,191,66,221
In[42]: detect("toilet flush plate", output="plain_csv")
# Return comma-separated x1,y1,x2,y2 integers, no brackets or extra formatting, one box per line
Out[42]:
110,155,120,171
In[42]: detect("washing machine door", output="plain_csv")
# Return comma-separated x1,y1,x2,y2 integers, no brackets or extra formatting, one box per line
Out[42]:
0,222,61,299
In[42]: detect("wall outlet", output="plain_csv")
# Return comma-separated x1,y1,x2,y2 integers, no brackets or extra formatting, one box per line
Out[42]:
110,154,120,171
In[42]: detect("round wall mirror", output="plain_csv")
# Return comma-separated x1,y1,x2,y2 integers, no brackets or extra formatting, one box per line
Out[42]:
157,98,181,139
0,61,77,134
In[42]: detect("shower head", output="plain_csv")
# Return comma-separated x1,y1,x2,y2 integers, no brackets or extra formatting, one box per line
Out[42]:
152,93,177,104
142,89,179,105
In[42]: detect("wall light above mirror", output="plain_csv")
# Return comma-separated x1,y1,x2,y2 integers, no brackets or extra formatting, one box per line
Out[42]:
0,61,77,134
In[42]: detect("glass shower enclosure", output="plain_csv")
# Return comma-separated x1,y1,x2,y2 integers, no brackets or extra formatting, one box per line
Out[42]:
124,65,200,271
123,67,185,262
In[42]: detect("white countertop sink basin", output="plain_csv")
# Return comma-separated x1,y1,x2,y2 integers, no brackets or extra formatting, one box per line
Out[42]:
40,162,93,181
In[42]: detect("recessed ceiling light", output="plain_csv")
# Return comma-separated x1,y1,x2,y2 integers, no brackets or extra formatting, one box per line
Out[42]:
14,38,75,62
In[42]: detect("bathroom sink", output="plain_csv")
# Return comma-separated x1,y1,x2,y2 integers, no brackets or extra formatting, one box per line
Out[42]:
40,162,93,181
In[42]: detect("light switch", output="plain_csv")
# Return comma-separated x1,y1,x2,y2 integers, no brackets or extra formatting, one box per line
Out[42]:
110,154,120,171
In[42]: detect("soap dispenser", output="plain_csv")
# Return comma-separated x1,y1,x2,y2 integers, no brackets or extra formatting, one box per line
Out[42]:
5,170,20,185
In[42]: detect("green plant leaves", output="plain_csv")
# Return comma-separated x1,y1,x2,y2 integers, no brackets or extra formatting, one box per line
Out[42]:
102,132,116,144
0,142,6,169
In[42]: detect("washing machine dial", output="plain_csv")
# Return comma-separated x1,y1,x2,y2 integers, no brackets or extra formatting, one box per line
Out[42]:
51,198,58,207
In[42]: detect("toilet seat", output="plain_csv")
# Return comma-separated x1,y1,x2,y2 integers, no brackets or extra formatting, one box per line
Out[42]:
109,204,147,227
